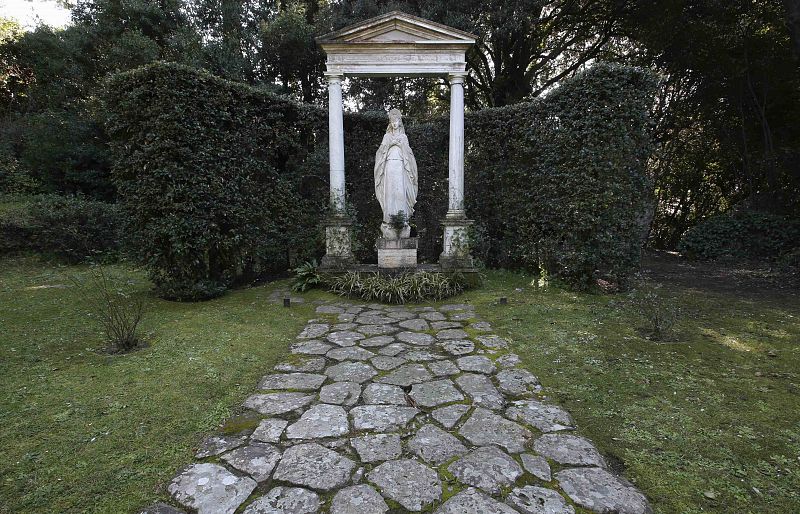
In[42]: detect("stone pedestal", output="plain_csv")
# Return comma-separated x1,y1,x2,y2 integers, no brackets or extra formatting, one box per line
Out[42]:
321,215,355,269
377,237,418,269
439,217,474,269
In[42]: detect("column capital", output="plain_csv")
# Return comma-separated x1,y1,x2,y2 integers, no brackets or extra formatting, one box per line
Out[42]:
324,72,344,84
448,72,468,85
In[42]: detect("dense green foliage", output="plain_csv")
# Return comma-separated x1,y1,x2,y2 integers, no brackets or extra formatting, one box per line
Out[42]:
679,212,800,261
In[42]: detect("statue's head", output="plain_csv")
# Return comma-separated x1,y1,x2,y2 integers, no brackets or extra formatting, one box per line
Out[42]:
387,108,404,133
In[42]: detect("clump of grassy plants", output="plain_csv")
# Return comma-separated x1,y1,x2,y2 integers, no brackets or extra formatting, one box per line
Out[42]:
328,271,466,304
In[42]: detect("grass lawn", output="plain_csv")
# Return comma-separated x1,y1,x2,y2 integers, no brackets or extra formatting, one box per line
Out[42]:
1,254,798,513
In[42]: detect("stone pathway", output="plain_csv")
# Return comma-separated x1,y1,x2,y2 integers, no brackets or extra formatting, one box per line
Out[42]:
151,302,652,514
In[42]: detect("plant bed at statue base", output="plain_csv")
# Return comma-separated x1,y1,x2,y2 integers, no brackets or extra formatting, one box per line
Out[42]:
326,270,476,304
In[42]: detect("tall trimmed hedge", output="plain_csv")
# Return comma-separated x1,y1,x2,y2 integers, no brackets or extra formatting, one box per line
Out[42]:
106,62,655,298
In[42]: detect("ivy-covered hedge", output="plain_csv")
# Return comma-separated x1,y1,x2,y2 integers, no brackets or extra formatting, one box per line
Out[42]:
106,62,655,298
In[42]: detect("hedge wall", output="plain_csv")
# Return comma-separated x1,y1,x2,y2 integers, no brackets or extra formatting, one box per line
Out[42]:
106,62,655,298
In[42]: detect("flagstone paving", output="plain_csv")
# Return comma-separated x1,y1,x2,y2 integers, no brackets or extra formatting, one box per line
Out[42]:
150,301,652,514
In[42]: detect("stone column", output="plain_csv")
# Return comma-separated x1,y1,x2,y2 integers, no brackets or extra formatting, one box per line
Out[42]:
440,72,474,269
321,73,354,268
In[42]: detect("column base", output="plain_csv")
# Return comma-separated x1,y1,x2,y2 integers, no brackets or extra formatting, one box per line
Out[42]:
320,215,355,269
439,217,474,269
377,237,418,269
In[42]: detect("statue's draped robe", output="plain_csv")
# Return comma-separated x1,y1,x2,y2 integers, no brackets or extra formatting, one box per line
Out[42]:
374,132,418,224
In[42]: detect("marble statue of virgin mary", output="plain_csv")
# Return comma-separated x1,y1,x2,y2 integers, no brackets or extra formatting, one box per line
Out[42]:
374,109,418,238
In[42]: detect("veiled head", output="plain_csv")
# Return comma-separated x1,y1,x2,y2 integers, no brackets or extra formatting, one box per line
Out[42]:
387,108,405,134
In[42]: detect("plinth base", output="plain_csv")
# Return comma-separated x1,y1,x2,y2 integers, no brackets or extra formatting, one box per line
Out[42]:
439,216,475,269
377,237,418,269
320,215,355,269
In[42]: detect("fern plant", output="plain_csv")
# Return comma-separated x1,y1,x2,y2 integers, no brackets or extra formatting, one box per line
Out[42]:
291,260,322,292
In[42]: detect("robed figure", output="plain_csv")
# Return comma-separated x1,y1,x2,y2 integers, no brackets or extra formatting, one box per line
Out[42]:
374,109,418,238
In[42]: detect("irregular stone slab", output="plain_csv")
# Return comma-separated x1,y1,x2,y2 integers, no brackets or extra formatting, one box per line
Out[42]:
333,323,357,331
456,355,496,374
378,343,407,356
338,313,355,323
397,331,435,346
319,382,361,406
298,324,329,339
398,319,430,331
449,311,476,322
496,353,522,368
427,359,459,376
317,305,344,314
378,363,432,387
506,400,573,432
362,383,406,405
447,446,522,494
431,321,463,330
436,328,469,340
139,502,186,514
440,304,473,311
470,321,493,331
431,404,470,429
275,357,327,373
408,424,468,465
419,311,446,321
350,433,402,462
368,459,442,511
477,335,509,349
273,443,355,491
387,310,415,320
357,324,398,336
521,454,552,482
195,435,246,458
533,434,606,467
459,407,532,453
291,340,333,355
496,369,541,396
556,468,651,514
350,405,419,431
435,488,518,514
371,355,406,371
331,484,389,514
243,393,315,416
355,315,395,325
287,404,350,439
402,350,440,362
168,463,256,514
440,340,474,356
455,373,505,410
506,486,575,514
359,335,395,348
327,346,375,362
410,379,465,407
325,361,377,383
221,442,281,482
251,418,288,443
326,331,365,347
242,486,320,514
259,373,326,391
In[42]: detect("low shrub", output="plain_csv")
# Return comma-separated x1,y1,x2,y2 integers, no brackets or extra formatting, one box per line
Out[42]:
327,271,466,304
291,260,322,292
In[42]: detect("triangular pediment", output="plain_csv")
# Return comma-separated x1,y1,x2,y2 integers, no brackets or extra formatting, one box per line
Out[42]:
317,11,476,45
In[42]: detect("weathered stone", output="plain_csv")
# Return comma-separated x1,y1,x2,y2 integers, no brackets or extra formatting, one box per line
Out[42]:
496,369,541,396
427,359,459,376
319,382,362,406
338,313,355,323
477,335,509,349
456,355,496,374
378,363,432,387
533,434,605,467
506,486,575,514
397,331,435,346
259,373,326,391
459,407,532,453
435,488,518,514
410,379,464,407
317,305,344,314
327,331,365,347
431,321,463,330
359,335,395,348
242,486,320,514
431,404,469,429
419,311,446,321
556,468,651,514
403,350,442,362
368,459,442,511
286,404,350,439
496,353,522,368
251,418,288,443
371,355,406,371
298,324,330,339
455,373,505,410
139,502,186,514
350,405,419,431
325,361,377,383
448,446,523,494
387,310,415,320
362,383,407,405
327,346,375,361
398,319,430,331
273,443,355,491
506,400,573,432
195,435,246,458
439,304,473,311
440,340,474,356
436,328,469,340
408,424,468,465
221,442,281,482
331,485,389,514
521,454,552,482
357,324,398,336
333,323,357,331
354,315,395,325
168,463,256,514
243,393,315,416
377,343,407,356
350,433,402,462
291,340,333,355
470,321,493,331
275,357,327,373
